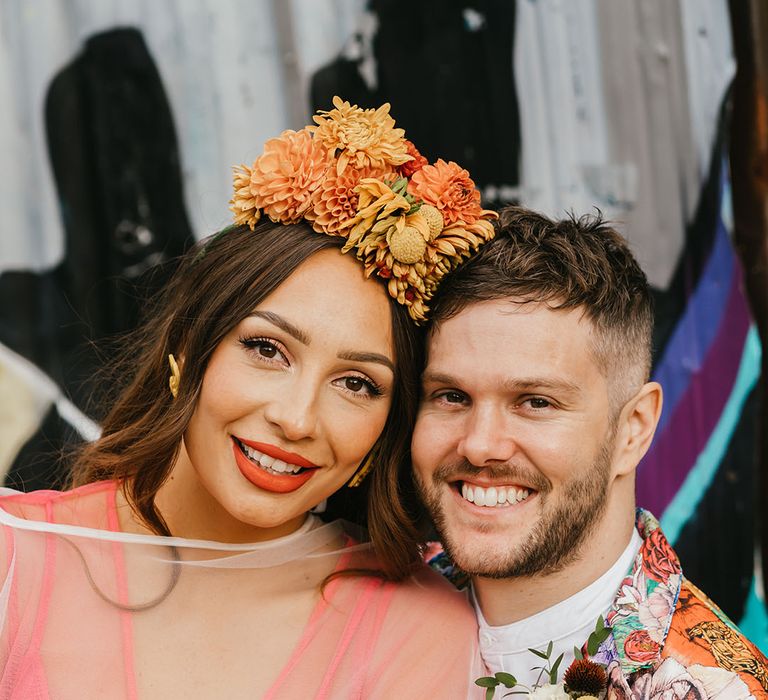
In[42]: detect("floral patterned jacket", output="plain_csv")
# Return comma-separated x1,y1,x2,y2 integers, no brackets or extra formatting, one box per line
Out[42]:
593,510,768,699
428,510,768,698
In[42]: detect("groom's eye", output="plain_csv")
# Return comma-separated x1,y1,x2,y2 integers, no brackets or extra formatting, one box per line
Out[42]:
527,397,551,409
441,391,466,404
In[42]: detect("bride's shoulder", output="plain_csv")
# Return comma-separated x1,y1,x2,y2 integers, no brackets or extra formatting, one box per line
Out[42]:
386,562,476,626
0,480,118,528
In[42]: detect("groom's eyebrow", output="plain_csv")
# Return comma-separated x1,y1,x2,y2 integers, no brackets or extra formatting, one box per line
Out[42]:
422,371,581,397
421,371,458,386
501,378,582,397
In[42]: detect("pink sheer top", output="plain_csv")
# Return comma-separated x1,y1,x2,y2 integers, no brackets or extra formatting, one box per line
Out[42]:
0,482,482,699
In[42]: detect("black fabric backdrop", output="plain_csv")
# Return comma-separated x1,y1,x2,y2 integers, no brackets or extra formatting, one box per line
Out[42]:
1,28,193,489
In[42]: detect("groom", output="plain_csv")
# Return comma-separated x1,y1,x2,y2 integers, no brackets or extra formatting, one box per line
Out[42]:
413,206,768,697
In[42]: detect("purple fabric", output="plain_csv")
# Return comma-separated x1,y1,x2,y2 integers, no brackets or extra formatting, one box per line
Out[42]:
653,221,734,433
637,272,751,515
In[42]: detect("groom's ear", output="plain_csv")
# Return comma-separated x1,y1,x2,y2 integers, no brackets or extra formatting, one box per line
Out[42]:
611,381,663,477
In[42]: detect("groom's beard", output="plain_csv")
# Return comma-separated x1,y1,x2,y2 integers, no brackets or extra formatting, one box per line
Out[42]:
415,439,614,579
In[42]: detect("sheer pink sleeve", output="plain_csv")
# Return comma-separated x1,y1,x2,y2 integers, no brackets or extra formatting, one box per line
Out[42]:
0,483,124,699
266,563,485,699
361,567,485,699
0,485,485,699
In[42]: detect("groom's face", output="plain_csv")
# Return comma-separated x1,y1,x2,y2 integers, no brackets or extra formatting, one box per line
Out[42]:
412,298,618,578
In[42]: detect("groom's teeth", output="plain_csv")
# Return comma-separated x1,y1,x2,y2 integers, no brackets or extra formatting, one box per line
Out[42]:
461,483,530,507
239,442,303,474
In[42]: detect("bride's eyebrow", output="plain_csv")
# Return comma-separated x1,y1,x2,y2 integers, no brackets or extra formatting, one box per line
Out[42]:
248,311,393,372
247,311,310,345
337,350,394,373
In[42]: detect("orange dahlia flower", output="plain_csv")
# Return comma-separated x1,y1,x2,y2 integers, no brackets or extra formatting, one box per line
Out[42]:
311,96,411,175
307,166,394,236
407,158,483,226
397,140,428,178
246,128,329,224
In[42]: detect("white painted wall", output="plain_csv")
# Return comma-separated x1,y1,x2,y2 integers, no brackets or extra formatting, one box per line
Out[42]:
0,0,367,273
514,0,733,288
0,0,735,285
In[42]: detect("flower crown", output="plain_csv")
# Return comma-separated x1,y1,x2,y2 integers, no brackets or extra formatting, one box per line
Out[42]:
230,97,497,323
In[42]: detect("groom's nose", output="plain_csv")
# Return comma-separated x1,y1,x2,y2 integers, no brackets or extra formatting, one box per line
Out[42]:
456,403,517,467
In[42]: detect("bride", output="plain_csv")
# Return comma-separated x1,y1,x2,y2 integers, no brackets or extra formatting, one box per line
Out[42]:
0,97,495,698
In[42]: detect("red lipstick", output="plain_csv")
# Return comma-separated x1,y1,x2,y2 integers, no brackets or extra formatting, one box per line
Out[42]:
232,440,316,493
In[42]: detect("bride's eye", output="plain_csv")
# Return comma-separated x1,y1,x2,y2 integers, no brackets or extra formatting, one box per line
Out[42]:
254,342,278,359
239,337,287,364
333,375,383,399
345,377,363,392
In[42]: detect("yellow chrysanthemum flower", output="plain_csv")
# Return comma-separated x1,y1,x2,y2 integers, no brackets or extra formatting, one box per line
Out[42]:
340,179,411,251
311,97,411,175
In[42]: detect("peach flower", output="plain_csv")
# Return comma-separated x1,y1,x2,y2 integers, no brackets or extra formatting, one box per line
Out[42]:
307,166,394,236
397,140,428,178
311,96,411,174
245,128,329,224
407,158,483,226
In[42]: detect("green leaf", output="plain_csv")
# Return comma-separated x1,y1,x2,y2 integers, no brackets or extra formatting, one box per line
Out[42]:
587,624,613,655
406,201,421,215
573,646,583,660
595,614,605,631
587,635,599,657
391,177,408,195
494,672,517,688
528,647,550,660
486,688,496,700
546,640,553,658
475,677,500,688
595,626,612,644
549,653,564,685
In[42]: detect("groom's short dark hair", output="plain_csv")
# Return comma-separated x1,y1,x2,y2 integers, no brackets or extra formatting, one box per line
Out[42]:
429,206,653,409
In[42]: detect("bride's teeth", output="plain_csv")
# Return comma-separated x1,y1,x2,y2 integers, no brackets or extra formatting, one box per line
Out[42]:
462,483,531,507
239,441,303,475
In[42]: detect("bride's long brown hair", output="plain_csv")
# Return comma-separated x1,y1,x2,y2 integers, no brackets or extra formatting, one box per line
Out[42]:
70,220,426,579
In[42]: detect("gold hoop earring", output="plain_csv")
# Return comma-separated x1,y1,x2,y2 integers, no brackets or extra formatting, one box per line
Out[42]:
168,354,181,398
348,447,377,488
